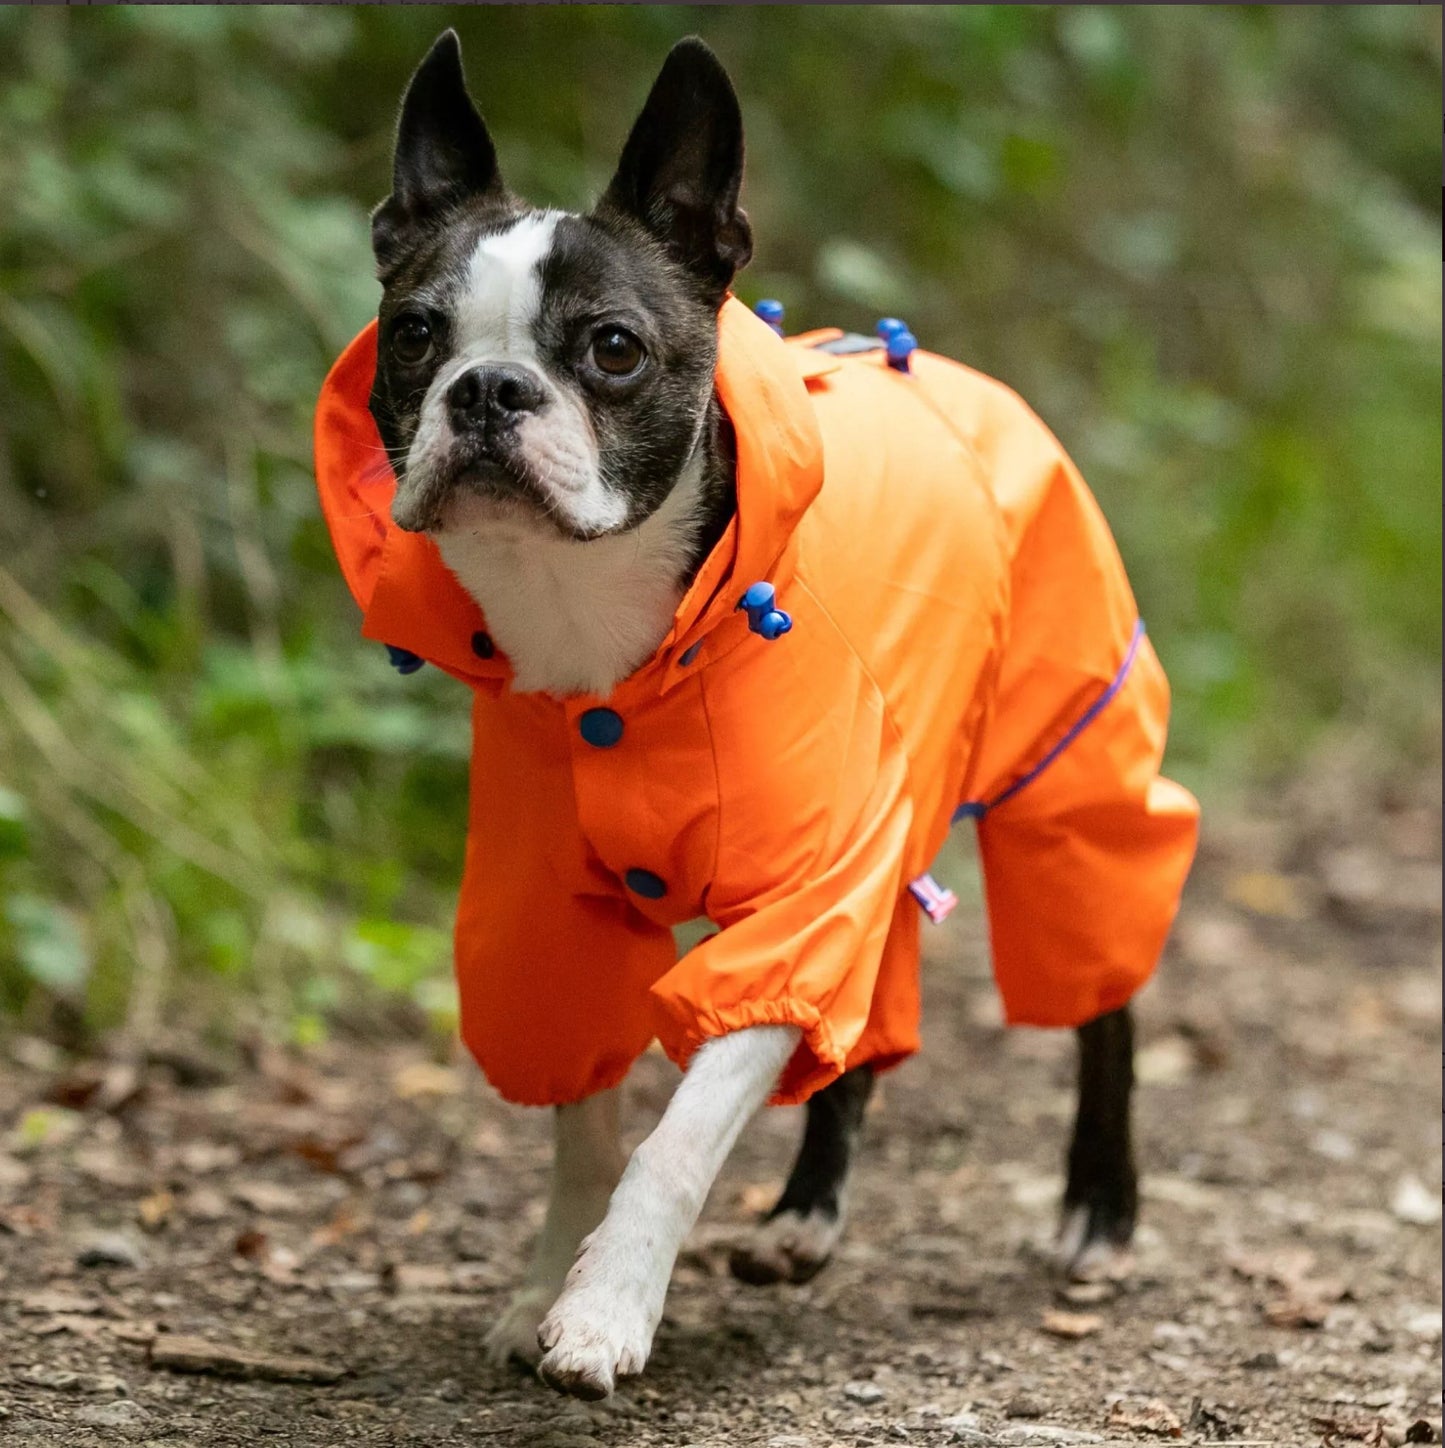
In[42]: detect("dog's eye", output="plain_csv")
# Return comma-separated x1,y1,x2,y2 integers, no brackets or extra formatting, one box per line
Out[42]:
589,328,645,377
391,314,434,366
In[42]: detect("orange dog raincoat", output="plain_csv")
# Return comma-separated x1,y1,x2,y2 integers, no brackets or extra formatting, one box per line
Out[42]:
314,298,1200,1107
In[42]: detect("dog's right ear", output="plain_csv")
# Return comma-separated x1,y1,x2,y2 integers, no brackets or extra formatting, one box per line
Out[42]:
372,30,506,275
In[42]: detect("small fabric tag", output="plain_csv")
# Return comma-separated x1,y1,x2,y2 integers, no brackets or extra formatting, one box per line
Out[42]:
908,872,958,925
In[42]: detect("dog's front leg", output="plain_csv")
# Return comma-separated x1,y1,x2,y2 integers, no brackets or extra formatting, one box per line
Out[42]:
485,1085,625,1368
537,1024,801,1399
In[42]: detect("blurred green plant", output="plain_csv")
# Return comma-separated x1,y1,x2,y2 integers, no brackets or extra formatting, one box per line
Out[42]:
0,6,1439,1042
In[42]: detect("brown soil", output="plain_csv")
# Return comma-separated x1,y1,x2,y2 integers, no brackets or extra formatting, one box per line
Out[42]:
1,790,1440,1447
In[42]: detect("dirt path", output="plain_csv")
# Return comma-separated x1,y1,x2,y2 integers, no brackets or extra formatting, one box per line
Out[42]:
1,792,1440,1447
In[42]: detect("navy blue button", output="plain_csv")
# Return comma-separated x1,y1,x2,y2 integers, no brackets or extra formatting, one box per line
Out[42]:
624,868,667,899
679,641,703,666
385,644,425,675
579,708,624,748
471,630,495,659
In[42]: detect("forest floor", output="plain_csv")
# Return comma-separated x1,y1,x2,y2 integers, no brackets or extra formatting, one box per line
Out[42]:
0,763,1440,1448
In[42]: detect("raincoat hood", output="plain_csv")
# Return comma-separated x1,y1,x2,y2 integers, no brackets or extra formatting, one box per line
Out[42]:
313,297,832,696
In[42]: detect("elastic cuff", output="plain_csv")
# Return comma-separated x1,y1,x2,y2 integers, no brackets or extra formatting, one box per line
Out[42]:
653,997,848,1107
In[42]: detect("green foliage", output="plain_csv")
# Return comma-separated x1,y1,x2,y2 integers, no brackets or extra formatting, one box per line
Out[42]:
0,6,1438,1037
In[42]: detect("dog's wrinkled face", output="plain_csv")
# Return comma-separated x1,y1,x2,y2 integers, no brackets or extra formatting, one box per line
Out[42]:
369,32,752,542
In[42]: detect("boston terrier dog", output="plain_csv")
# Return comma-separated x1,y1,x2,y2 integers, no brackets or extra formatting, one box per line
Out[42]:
353,31,1171,1400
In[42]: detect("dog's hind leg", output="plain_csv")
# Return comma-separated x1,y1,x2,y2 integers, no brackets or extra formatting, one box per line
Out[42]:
485,1084,626,1369
729,1063,874,1285
1056,1003,1138,1282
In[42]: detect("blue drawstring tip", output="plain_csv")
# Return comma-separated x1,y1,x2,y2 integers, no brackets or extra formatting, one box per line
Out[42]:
876,317,908,342
740,581,776,612
755,299,785,335
738,581,793,640
385,644,425,675
886,328,918,373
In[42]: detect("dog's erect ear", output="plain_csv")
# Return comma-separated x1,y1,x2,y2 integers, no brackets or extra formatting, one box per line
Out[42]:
372,31,505,274
600,37,752,301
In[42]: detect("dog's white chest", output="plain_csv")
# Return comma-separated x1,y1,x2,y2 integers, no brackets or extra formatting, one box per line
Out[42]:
434,454,707,697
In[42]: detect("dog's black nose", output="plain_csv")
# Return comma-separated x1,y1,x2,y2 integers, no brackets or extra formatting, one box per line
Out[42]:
447,365,545,432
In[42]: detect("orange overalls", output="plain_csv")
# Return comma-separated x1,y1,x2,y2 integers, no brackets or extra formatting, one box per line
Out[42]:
314,298,1199,1107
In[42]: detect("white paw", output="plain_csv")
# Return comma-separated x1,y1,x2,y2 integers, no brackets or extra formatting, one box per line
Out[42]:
535,1241,662,1399
484,1284,557,1369
730,1206,842,1285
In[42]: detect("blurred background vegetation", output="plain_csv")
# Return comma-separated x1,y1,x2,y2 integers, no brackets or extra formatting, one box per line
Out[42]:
0,6,1439,1049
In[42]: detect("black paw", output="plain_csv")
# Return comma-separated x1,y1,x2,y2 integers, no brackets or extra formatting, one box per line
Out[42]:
1055,1190,1136,1282
728,1206,841,1286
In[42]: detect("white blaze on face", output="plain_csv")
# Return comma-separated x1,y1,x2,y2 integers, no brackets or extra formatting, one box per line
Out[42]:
402,209,626,539
454,210,558,363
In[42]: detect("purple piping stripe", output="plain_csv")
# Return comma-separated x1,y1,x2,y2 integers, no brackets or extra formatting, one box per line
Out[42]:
952,619,1147,824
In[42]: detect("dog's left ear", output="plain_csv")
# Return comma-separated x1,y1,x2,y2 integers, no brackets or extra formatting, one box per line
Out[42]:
600,37,752,302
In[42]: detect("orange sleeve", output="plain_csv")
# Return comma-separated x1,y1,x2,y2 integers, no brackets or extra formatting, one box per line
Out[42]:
649,665,914,1107
454,695,678,1106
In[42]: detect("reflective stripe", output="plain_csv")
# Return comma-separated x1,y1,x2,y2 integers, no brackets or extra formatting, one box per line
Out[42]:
953,619,1147,824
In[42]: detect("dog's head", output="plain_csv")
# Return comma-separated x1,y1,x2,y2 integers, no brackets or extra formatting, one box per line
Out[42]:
368,31,752,541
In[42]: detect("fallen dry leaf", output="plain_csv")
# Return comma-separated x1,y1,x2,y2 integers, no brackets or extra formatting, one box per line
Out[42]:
1108,1397,1184,1437
1040,1308,1103,1339
1230,1244,1346,1328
